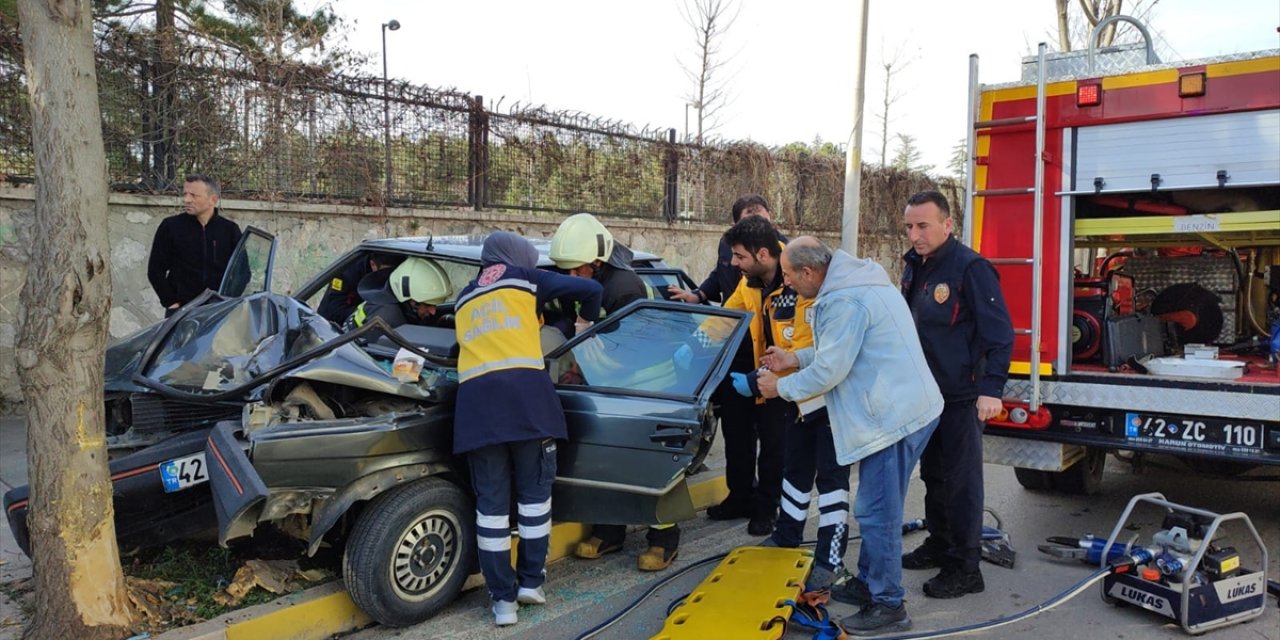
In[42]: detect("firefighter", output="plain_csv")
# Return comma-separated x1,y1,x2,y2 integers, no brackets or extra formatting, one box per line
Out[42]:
900,190,1014,600
343,256,449,331
316,252,406,324
551,213,682,572
454,232,602,626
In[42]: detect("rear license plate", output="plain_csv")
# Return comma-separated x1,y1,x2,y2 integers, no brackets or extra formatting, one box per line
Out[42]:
1124,413,1264,452
160,453,209,493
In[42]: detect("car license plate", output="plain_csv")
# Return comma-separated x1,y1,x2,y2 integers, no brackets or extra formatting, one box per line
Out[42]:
160,453,210,493
1124,413,1264,451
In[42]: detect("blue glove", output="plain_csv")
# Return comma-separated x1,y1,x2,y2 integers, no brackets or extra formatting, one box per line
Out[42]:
730,372,753,397
674,343,693,370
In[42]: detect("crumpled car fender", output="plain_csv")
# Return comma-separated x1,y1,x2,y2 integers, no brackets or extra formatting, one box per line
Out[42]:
304,462,460,557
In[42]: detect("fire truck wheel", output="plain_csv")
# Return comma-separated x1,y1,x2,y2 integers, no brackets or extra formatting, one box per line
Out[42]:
1013,467,1054,491
1051,447,1106,495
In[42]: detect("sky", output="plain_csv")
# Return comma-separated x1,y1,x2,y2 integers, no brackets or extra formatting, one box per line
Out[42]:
329,0,1280,174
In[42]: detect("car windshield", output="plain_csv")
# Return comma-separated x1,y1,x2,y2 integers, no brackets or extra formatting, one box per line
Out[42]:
552,306,737,396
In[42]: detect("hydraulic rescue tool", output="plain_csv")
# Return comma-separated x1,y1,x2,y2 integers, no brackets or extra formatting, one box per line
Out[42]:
1039,492,1268,634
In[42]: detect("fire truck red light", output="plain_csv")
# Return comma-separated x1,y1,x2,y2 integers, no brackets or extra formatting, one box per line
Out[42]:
1077,84,1101,107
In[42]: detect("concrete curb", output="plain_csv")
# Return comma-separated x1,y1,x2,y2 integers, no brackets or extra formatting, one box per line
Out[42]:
154,474,728,640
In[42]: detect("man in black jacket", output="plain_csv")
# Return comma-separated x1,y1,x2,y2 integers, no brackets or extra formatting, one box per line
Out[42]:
899,190,1014,600
667,194,772,305
147,174,242,317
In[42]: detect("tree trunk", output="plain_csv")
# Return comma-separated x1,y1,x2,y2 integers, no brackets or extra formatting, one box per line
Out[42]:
1056,0,1072,52
14,1,135,638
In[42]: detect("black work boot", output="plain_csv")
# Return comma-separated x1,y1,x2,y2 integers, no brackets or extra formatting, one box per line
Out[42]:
747,506,775,536
923,568,985,599
706,496,752,520
901,542,944,570
830,575,871,607
840,602,911,636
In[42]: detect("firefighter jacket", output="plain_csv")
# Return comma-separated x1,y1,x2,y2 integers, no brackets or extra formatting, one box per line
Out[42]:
452,263,602,454
902,236,1015,402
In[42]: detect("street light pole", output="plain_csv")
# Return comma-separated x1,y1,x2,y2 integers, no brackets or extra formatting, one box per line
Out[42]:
381,19,400,206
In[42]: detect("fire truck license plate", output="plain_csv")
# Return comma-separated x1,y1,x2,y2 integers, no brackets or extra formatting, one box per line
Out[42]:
1124,413,1263,450
160,453,209,493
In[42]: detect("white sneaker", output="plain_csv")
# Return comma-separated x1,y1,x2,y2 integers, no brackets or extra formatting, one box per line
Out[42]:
517,586,546,605
492,599,518,626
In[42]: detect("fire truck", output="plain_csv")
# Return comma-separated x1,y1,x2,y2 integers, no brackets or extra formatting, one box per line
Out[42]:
966,16,1280,493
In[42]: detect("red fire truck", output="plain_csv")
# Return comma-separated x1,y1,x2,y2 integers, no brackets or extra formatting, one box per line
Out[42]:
966,17,1279,493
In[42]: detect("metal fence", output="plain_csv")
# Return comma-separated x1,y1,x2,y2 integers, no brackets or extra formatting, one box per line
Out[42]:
0,32,957,231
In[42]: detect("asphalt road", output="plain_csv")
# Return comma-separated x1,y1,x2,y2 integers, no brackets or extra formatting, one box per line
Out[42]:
342,455,1280,640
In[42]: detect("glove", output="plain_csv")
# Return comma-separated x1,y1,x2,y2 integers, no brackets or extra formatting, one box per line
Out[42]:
674,343,693,370
730,372,753,397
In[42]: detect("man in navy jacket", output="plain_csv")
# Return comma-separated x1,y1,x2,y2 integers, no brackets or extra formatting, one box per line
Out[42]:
899,190,1014,600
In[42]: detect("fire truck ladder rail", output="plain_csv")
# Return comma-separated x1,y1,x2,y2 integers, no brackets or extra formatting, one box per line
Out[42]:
965,43,1049,412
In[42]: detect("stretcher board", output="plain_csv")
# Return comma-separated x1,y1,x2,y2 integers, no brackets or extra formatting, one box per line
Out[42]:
652,546,812,640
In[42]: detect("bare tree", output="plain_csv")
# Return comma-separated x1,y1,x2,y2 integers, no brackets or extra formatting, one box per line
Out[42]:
1055,0,1162,52
679,0,739,145
14,0,134,638
875,45,912,166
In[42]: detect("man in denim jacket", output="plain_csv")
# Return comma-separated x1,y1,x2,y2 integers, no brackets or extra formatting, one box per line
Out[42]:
757,237,942,636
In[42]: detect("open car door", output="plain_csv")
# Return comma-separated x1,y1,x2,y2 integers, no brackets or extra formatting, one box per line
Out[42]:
218,226,276,297
547,300,749,525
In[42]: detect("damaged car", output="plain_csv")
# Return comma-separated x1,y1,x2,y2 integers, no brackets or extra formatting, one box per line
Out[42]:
4,229,737,627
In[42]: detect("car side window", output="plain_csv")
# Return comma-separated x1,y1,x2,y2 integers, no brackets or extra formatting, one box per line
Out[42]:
552,307,737,396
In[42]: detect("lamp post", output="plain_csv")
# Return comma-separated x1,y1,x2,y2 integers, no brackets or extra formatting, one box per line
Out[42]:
381,19,400,205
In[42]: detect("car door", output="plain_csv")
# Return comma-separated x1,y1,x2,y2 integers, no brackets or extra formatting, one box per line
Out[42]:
634,267,702,302
546,300,749,525
218,226,276,297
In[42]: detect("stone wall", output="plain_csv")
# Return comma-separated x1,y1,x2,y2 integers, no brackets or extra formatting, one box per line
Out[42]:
0,186,915,413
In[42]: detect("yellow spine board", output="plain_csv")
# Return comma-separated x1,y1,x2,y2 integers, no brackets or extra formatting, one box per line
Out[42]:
653,546,813,640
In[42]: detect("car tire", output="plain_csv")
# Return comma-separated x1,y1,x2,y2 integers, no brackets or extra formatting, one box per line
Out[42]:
342,477,475,627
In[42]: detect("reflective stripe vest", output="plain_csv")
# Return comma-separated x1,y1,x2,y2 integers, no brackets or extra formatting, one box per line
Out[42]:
455,264,545,383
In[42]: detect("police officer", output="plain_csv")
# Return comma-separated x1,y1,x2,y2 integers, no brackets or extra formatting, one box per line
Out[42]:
344,256,450,331
900,190,1014,599
551,213,682,572
454,232,602,626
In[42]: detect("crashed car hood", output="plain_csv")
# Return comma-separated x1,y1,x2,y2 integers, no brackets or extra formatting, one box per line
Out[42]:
118,291,452,403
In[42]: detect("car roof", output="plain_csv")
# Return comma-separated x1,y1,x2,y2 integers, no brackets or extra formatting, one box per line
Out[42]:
357,234,662,265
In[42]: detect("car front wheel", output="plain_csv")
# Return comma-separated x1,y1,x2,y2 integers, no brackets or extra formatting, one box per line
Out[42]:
342,477,475,627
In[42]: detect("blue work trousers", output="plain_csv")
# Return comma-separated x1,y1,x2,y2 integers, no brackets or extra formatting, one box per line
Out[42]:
770,408,850,574
854,417,939,607
469,437,556,603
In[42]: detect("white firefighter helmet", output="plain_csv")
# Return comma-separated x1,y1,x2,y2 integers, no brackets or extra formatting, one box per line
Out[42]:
549,213,614,269
389,257,451,305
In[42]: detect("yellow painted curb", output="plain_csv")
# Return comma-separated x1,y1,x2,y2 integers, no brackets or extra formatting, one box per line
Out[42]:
226,587,370,640
162,473,728,640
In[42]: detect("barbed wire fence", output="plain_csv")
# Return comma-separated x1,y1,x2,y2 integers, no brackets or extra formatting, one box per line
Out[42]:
0,29,960,232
